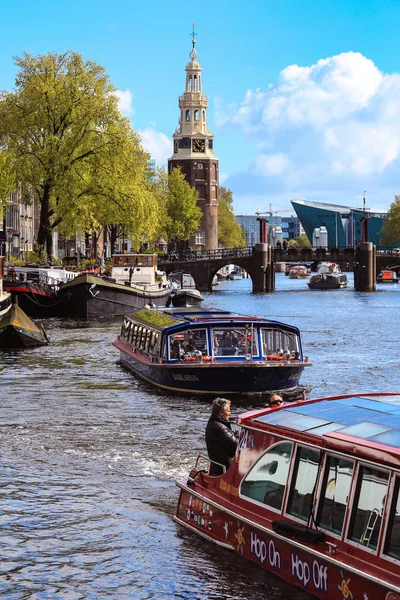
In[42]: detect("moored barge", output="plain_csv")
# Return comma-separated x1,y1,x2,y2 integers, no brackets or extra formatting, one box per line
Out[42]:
175,392,400,599
112,307,311,395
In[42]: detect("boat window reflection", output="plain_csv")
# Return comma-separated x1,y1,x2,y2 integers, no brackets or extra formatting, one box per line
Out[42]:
317,455,354,536
347,465,389,550
383,476,400,560
240,442,293,512
287,446,321,522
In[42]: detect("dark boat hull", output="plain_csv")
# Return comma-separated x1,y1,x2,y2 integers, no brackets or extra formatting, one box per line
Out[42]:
113,339,306,395
0,304,48,348
58,274,171,318
3,280,60,317
308,274,348,289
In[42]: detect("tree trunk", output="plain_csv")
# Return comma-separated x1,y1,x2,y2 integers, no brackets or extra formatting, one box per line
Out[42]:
37,182,53,259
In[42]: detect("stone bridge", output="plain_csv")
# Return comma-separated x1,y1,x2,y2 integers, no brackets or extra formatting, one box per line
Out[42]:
158,243,398,292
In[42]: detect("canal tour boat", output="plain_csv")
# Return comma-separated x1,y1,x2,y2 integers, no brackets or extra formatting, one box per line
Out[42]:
174,392,400,599
112,307,311,395
58,253,172,318
308,262,348,290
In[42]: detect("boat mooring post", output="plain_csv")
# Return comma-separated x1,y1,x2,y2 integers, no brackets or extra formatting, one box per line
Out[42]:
252,243,274,292
354,242,376,292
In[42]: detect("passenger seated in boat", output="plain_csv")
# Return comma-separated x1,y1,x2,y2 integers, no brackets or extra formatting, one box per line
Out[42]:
184,331,196,353
219,331,238,356
171,339,183,359
205,398,238,476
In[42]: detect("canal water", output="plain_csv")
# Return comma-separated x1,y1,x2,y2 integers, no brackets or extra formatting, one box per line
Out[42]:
1,273,399,599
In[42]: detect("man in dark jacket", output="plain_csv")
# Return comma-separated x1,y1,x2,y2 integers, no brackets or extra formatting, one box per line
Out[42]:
205,398,238,476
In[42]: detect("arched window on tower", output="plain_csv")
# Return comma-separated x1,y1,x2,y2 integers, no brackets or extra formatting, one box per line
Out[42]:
186,110,191,122
194,75,198,92
194,110,200,121
202,110,206,122
188,75,192,92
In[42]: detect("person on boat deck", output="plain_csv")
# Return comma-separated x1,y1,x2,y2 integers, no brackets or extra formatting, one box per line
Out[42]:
268,394,284,409
219,330,238,348
184,331,196,353
205,398,238,476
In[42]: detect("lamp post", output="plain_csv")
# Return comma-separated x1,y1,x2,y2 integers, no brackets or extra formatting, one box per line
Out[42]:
6,227,13,263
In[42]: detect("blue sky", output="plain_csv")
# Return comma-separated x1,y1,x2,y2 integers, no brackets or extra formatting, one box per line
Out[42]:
2,0,400,214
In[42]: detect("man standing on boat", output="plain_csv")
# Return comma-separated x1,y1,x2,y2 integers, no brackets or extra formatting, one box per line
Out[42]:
205,398,238,476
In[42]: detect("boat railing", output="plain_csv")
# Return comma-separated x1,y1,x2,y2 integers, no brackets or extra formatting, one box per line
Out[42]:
190,453,226,477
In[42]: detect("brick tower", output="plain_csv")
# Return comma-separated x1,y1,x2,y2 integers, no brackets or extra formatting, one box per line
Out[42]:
168,26,219,251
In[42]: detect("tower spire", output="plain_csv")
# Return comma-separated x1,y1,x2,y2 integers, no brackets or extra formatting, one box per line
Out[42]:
189,23,198,61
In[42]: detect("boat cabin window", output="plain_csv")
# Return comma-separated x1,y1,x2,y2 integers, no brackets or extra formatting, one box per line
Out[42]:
347,465,389,550
286,446,321,522
262,328,299,358
212,328,258,357
317,455,354,536
168,329,207,360
240,442,293,511
383,476,400,561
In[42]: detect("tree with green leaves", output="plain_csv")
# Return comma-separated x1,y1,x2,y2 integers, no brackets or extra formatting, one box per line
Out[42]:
0,51,160,257
218,186,246,248
152,166,201,247
380,195,400,246
294,234,311,247
0,150,16,207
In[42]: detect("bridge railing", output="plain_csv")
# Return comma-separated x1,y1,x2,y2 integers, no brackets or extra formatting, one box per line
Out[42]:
159,247,253,262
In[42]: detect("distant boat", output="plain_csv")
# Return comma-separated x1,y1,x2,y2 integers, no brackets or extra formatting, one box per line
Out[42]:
228,270,242,280
308,262,348,290
0,300,49,348
288,265,310,279
169,288,204,307
377,269,399,283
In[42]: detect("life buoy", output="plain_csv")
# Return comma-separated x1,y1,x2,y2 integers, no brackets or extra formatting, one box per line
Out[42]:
267,355,284,361
203,356,214,361
184,356,196,361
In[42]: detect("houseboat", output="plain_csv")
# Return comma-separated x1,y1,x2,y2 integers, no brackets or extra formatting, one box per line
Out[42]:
308,262,348,290
3,266,76,317
112,307,311,395
175,392,400,599
377,269,399,284
57,254,172,318
0,259,12,316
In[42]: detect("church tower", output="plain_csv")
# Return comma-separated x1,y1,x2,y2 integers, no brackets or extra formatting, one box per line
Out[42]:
168,26,219,251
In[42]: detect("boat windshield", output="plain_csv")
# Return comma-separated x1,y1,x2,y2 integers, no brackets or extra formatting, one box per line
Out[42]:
168,329,207,359
212,327,258,357
261,328,299,358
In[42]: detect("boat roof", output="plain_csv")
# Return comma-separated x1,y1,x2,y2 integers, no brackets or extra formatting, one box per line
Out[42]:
155,307,301,331
240,393,400,468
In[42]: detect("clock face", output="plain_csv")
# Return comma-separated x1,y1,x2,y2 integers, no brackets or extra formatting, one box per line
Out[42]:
192,139,205,153
174,140,178,153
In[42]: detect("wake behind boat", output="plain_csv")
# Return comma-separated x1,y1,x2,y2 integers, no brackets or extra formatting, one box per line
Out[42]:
112,306,311,395
175,392,400,599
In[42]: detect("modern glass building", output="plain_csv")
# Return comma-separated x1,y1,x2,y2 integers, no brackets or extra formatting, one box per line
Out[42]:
290,199,387,248
236,214,301,246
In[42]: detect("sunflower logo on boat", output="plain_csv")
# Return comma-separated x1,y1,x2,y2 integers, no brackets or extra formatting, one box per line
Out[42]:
235,523,245,554
337,570,353,600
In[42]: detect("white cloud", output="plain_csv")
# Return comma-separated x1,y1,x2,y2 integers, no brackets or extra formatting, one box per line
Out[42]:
139,128,172,165
252,152,289,176
219,171,230,184
218,51,400,212
115,89,134,115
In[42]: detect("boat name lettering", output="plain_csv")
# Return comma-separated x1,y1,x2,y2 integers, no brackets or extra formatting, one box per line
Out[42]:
172,374,199,382
291,553,328,592
219,480,239,496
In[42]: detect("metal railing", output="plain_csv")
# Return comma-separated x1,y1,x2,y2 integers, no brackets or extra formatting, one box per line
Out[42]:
159,247,253,263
